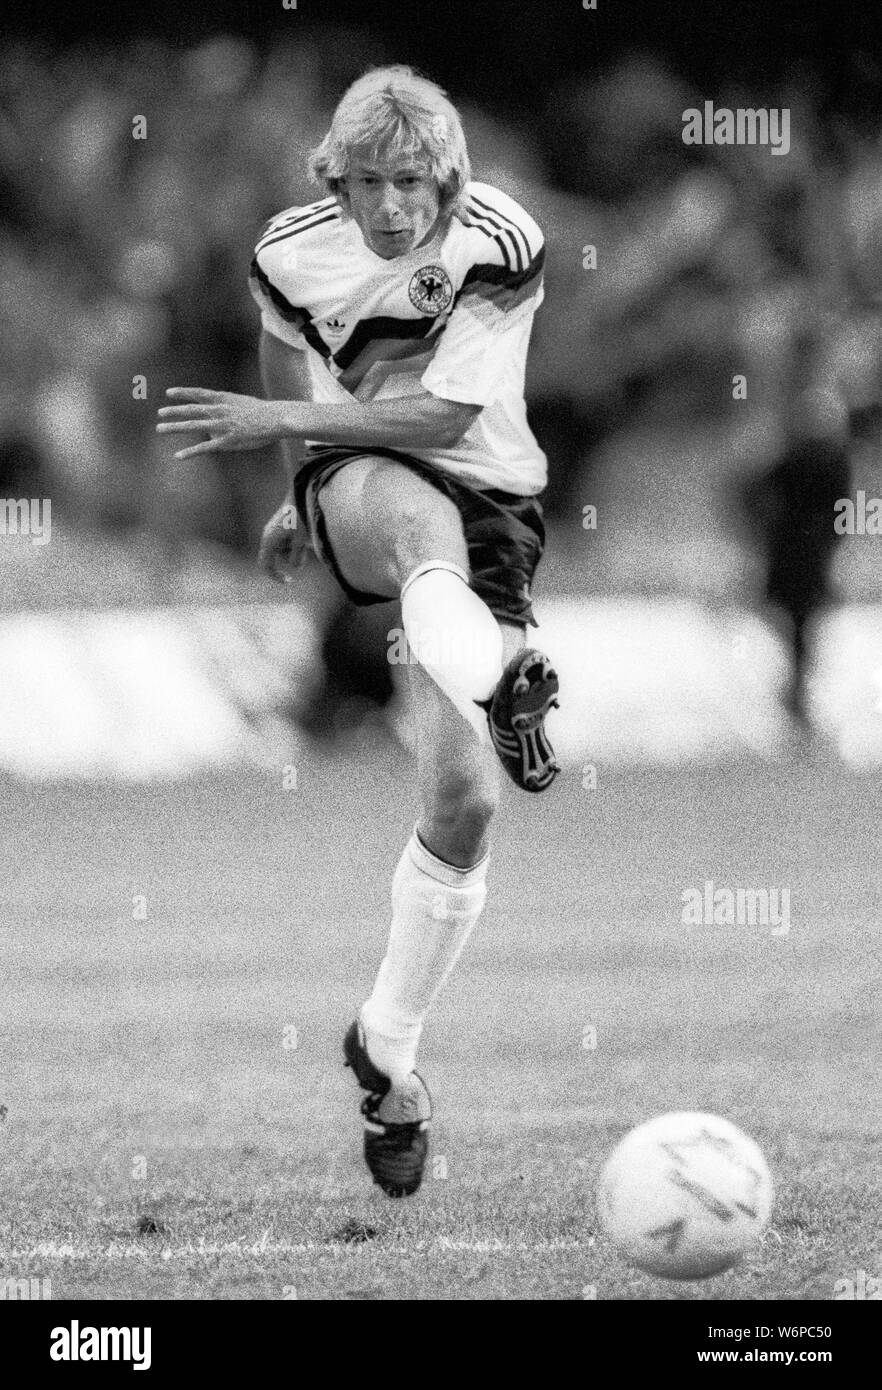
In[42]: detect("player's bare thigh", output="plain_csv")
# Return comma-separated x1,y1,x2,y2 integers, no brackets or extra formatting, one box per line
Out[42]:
408,621,526,867
317,456,469,598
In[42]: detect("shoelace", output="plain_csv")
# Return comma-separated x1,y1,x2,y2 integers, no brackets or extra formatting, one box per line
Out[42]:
360,1091,385,1121
361,1091,424,1131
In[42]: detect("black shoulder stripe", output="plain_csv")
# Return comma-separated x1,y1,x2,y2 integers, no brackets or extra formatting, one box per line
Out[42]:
467,203,524,273
259,197,334,229
256,199,335,243
257,206,340,252
470,192,536,256
464,212,514,271
469,194,535,270
249,259,330,358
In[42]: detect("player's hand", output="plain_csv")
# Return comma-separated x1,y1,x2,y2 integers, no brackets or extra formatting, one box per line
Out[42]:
257,499,310,583
156,388,290,459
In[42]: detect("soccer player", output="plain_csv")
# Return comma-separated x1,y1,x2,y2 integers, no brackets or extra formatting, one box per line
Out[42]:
157,66,559,1197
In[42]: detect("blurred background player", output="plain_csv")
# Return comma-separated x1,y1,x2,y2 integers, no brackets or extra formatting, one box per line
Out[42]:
158,66,559,1196
737,329,852,737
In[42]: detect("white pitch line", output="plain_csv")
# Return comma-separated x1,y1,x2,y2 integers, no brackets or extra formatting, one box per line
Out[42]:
0,1237,592,1261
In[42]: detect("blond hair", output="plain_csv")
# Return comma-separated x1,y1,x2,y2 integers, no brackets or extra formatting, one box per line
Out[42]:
309,65,471,221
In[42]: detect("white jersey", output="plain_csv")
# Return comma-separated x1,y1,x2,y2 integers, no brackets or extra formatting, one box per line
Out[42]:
249,181,547,494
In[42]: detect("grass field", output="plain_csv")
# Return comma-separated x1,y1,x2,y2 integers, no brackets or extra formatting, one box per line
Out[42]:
0,738,879,1300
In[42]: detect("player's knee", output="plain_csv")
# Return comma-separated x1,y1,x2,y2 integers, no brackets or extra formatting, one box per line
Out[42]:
393,539,469,592
387,496,469,590
430,770,499,839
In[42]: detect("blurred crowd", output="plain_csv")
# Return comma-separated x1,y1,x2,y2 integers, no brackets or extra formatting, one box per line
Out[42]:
2,34,882,600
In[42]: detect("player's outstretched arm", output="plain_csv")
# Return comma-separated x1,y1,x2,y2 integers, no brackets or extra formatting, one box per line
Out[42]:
156,388,481,459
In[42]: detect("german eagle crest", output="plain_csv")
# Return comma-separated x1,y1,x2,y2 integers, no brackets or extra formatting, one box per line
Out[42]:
408,264,453,316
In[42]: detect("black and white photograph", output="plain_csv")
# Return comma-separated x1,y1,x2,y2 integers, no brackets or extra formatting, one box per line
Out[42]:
1,0,879,1341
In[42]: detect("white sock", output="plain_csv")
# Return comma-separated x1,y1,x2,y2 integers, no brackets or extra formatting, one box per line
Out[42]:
400,562,503,738
361,828,489,1082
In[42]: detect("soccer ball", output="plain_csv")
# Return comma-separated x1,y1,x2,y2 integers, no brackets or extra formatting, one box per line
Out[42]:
596,1111,773,1280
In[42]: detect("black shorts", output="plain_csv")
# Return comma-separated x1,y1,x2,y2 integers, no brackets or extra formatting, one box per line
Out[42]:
293,445,546,627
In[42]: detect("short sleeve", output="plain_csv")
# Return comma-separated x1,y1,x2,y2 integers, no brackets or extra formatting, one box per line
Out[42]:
421,244,545,406
248,252,308,352
248,200,341,352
